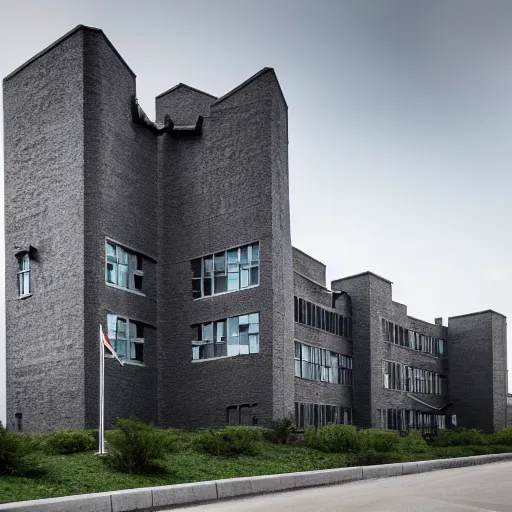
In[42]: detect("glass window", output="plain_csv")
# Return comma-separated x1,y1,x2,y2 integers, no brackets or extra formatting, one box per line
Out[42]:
193,312,259,360
107,314,144,364
106,241,144,293
17,254,31,297
192,243,259,298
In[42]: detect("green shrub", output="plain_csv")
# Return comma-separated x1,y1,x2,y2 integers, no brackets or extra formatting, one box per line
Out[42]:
490,427,512,446
349,449,402,466
262,417,297,445
359,429,401,453
401,431,429,454
430,428,487,447
0,422,35,475
106,419,165,474
47,430,96,455
195,427,261,456
305,425,361,453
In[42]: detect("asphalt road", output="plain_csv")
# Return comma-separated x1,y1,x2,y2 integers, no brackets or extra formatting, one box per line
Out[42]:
171,461,512,511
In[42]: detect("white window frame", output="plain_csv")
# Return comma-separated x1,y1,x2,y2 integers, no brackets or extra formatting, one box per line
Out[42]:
17,253,31,298
106,314,145,366
105,240,145,296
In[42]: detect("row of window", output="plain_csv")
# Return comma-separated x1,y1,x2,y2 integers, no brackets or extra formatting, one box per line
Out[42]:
382,360,448,395
106,314,145,364
382,319,445,356
192,313,260,360
294,296,352,338
191,243,260,299
376,408,446,431
294,402,352,429
294,341,353,385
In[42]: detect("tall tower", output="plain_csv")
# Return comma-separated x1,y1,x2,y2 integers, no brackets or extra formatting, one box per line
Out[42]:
4,26,294,431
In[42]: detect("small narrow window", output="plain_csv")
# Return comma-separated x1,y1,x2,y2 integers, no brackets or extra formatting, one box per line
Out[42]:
17,254,30,297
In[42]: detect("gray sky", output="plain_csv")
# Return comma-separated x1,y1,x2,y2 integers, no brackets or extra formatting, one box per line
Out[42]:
1,0,511,425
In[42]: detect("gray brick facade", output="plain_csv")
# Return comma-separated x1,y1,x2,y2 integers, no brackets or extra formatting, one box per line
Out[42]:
3,25,508,433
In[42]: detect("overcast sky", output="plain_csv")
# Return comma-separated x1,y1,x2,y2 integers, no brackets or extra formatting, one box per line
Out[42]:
1,0,511,425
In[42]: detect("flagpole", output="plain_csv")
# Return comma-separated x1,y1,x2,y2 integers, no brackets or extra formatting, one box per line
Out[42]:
98,324,106,455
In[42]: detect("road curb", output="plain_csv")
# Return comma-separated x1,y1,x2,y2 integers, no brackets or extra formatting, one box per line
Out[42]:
1,452,512,511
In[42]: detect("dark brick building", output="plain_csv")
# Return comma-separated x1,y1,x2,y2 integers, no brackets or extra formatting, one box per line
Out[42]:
3,26,508,433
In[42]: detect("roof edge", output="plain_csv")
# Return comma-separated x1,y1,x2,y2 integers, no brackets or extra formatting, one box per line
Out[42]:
4,24,136,83
156,83,217,100
292,246,326,268
448,309,507,321
333,271,393,285
212,67,288,109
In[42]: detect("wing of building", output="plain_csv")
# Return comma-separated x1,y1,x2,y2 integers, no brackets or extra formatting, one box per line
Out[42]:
3,25,508,434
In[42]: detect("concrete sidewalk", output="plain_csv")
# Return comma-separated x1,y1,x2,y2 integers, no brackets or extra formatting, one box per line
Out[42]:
1,452,512,511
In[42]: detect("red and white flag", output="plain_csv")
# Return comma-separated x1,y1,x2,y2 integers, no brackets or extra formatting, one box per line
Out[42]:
101,324,124,366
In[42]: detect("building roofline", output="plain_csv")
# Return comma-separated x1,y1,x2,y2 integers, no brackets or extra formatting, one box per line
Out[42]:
448,309,507,321
333,271,393,285
155,83,217,101
407,315,438,327
212,67,288,109
3,24,136,83
292,246,326,267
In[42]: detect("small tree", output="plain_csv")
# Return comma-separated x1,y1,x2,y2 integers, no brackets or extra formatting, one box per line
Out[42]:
105,419,165,474
263,417,297,445
0,422,34,475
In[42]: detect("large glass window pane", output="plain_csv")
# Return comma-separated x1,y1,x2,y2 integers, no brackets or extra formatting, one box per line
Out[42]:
251,244,259,263
249,267,259,286
249,334,259,353
117,248,129,288
240,246,248,265
228,272,239,291
240,268,249,288
239,324,249,354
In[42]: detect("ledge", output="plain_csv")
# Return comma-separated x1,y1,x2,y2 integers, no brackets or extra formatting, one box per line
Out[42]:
2,453,512,511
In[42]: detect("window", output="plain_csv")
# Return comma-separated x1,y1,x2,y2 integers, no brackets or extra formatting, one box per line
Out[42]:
381,318,446,356
294,341,352,385
17,254,30,297
106,241,144,293
294,296,352,339
382,359,447,395
226,404,258,426
295,402,352,429
192,312,260,360
107,314,144,364
191,243,259,299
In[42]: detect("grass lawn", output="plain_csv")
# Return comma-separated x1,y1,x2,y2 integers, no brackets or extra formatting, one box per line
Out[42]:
1,430,511,504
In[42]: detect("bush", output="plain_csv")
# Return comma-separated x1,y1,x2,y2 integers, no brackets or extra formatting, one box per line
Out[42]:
305,425,361,453
401,431,429,454
47,430,96,455
106,419,165,474
359,429,401,453
0,422,34,475
490,427,512,446
195,427,261,456
430,428,487,447
350,449,402,466
262,417,297,445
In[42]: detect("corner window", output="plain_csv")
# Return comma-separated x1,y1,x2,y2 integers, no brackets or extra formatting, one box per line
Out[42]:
106,241,144,293
17,254,30,297
191,243,259,299
107,314,144,364
192,312,260,360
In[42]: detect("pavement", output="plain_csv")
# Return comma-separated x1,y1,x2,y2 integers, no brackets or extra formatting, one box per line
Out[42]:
171,461,512,512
